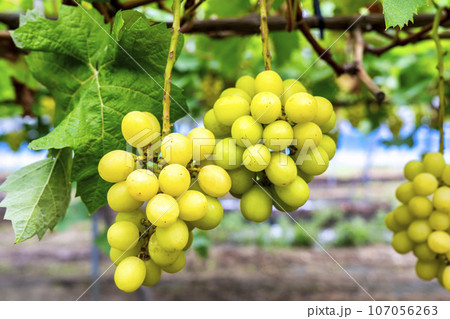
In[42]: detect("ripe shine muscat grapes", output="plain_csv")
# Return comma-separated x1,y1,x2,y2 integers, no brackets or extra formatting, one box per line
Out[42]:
121,111,160,148
281,79,307,105
242,144,271,172
190,195,224,230
313,96,333,126
240,186,272,223
231,115,263,147
107,221,140,251
265,152,297,186
155,219,189,251
262,120,294,151
285,92,318,124
114,256,146,293
203,109,231,138
146,194,179,227
220,87,252,104
250,92,282,124
107,181,143,212
213,95,250,126
98,150,135,183
274,176,310,208
198,165,231,197
254,70,283,96
177,190,208,221
161,133,193,166
235,75,256,97
158,164,190,197
126,169,159,201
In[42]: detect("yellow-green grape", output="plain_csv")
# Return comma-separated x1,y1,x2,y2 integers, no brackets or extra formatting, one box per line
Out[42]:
203,109,231,138
429,211,450,231
392,205,413,226
319,135,337,160
437,263,447,286
265,152,297,186
384,211,404,232
404,160,424,181
177,190,208,221
407,220,432,243
408,196,433,218
313,96,333,126
428,231,450,254
114,256,146,293
162,252,186,274
391,231,414,254
107,181,143,212
250,92,282,124
155,218,189,251
274,176,309,208
236,75,255,97
293,122,322,150
395,182,415,204
442,165,450,186
281,79,307,105
187,127,216,162
116,209,147,232
143,111,161,135
98,150,135,183
228,166,256,195
121,111,160,147
198,165,231,197
213,95,250,126
413,243,437,261
271,187,299,212
148,235,181,267
262,120,294,151
158,164,190,197
231,115,263,147
254,70,283,97
110,245,141,266
213,138,245,170
285,92,318,124
442,266,450,290
412,173,438,196
298,170,314,184
190,195,224,230
423,152,446,178
107,221,140,251
220,88,252,104
415,260,440,281
320,111,336,133
126,169,159,201
433,186,450,213
183,231,194,250
142,259,161,287
146,194,179,228
161,133,193,166
296,146,329,176
240,185,273,222
242,144,271,172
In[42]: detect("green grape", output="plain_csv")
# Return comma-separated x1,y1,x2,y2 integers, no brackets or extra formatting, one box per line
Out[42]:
213,138,244,170
190,195,224,230
240,185,272,222
413,242,437,261
121,111,160,148
178,190,208,221
433,186,450,213
236,75,255,97
404,160,424,181
319,135,337,160
126,169,159,201
158,164,190,197
395,182,415,204
250,92,282,124
428,231,450,254
407,219,432,243
146,194,179,228
198,165,232,197
148,234,181,267
213,95,250,126
320,111,336,133
274,176,310,208
254,70,283,97
285,92,318,124
437,263,447,286
107,181,143,212
228,166,256,195
203,109,231,138
271,187,299,212
415,259,440,281
220,88,252,104
161,133,193,166
429,210,450,231
391,231,414,254
296,146,329,176
187,127,216,162
412,173,438,196
423,152,446,178
262,120,294,151
162,252,186,274
392,205,413,226
293,122,323,150
442,165,450,186
384,211,404,232
281,79,307,105
107,221,140,251
298,170,314,184
265,152,297,186
183,231,194,250
155,218,189,251
242,144,271,172
231,115,263,147
116,209,147,232
408,196,433,218
442,266,450,291
110,245,141,266
114,256,146,293
98,150,135,183
313,96,333,126
142,259,161,287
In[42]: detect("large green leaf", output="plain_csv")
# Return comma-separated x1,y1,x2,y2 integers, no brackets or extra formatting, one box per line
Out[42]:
382,0,428,29
271,31,300,67
11,6,188,213
0,148,72,243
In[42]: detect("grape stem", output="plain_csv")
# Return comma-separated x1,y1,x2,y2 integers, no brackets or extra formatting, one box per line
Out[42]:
162,0,182,137
260,0,272,70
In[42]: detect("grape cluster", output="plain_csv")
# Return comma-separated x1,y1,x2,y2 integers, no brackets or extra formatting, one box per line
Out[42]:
98,111,229,293
204,70,337,222
386,152,450,290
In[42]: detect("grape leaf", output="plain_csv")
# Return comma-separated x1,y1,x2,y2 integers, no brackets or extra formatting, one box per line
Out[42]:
11,6,188,213
382,0,428,29
0,148,72,243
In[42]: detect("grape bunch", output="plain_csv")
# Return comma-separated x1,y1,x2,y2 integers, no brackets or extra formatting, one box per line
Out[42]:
98,111,229,293
203,70,337,222
386,152,450,290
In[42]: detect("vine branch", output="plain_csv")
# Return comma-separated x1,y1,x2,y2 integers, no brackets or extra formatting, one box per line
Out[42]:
260,0,272,70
